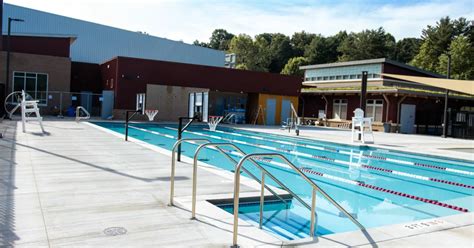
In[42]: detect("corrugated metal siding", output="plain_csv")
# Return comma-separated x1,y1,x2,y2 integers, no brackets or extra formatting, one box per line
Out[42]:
3,4,225,66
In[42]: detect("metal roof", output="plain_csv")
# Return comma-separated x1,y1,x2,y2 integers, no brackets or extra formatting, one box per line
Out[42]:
2,4,225,66
300,58,443,78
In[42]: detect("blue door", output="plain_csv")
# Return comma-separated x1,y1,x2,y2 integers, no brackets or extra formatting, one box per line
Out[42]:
266,98,276,125
281,100,291,124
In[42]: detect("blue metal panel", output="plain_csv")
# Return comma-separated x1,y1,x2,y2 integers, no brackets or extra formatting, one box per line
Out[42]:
3,4,225,66
266,98,276,125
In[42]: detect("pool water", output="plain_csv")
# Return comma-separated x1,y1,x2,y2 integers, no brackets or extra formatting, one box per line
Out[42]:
92,122,474,239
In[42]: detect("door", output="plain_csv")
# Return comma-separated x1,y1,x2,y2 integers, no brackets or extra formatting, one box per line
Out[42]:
101,90,114,119
281,99,291,124
400,104,416,134
266,98,276,125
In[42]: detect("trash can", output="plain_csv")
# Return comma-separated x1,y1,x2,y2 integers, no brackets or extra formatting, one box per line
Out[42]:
383,123,391,133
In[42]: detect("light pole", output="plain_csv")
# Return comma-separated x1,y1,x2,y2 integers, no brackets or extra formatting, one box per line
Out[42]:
441,54,451,138
5,18,25,97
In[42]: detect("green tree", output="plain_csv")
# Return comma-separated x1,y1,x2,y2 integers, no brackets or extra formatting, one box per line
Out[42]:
411,17,472,72
228,34,270,72
208,29,235,51
337,27,396,61
193,40,209,48
290,31,316,57
281,57,309,76
437,36,474,80
394,38,422,63
304,35,332,64
254,33,293,73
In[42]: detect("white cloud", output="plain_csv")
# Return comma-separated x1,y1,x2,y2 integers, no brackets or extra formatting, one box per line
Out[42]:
4,0,473,43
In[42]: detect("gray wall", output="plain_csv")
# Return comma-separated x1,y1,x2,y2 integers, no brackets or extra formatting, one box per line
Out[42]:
3,4,225,66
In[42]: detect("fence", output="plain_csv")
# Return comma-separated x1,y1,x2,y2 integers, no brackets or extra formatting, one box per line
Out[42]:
33,91,104,117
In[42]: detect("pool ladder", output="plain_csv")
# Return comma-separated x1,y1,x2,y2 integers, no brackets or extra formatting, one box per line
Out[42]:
169,138,365,247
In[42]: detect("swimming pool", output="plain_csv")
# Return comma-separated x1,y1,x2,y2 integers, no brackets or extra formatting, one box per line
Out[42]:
92,122,473,240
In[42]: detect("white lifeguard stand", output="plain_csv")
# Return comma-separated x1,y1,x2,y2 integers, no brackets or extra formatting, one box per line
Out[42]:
351,108,373,143
20,90,45,133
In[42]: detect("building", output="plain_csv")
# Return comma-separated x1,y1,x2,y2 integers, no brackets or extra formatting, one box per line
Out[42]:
300,58,474,137
2,3,224,66
1,3,300,125
101,57,300,124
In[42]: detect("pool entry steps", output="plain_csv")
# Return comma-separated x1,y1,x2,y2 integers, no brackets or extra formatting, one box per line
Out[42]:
168,138,365,247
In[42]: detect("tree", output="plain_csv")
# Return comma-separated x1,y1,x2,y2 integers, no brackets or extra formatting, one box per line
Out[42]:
437,36,474,80
228,34,270,72
411,17,472,72
291,31,316,57
208,29,235,51
304,35,331,64
193,40,209,48
253,33,293,73
337,28,396,61
394,38,422,63
281,57,309,76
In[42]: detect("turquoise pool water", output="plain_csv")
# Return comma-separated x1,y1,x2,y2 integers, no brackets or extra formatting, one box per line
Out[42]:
92,122,473,240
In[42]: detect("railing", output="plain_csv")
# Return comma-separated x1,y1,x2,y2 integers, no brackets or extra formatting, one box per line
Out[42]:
231,153,365,247
168,139,365,247
75,106,91,121
169,139,290,209
191,142,315,219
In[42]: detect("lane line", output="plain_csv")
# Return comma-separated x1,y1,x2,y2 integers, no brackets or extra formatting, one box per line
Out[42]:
165,126,473,190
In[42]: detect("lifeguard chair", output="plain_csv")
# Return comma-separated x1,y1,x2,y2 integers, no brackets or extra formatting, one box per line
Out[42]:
351,108,374,143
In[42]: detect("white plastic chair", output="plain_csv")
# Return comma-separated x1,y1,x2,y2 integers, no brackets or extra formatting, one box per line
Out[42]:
351,108,374,143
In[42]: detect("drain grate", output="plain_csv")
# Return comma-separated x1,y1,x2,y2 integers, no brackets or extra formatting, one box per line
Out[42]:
104,227,127,236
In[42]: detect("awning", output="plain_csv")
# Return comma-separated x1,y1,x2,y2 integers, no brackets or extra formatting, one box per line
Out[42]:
382,73,474,95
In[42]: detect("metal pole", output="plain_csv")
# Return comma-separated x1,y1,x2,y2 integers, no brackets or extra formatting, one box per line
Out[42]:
442,55,451,138
177,117,183,161
58,92,63,118
259,172,265,229
125,110,130,141
232,162,241,248
4,19,12,107
359,71,368,140
310,187,316,237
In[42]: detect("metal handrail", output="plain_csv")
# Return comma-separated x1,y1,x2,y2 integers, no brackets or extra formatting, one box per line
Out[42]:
232,153,365,247
75,106,91,121
191,142,315,219
169,138,211,206
169,139,289,208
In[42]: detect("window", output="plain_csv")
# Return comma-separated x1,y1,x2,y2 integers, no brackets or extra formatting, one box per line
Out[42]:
317,76,322,81
366,99,383,122
13,72,48,105
343,75,349,79
333,99,348,120
329,76,335,80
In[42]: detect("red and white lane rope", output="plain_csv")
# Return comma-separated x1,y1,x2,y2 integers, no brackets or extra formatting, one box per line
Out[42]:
300,167,469,213
165,127,473,190
129,126,470,213
209,128,474,176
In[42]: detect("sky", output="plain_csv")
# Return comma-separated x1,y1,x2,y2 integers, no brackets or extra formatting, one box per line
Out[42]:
4,0,474,44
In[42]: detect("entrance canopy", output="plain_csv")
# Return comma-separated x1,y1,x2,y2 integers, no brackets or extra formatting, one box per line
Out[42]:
382,73,474,95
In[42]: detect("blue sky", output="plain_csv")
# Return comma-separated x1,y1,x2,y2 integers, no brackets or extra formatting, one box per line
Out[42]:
5,0,473,43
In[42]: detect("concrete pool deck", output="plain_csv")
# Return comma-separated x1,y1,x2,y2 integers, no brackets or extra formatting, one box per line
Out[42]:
0,119,472,247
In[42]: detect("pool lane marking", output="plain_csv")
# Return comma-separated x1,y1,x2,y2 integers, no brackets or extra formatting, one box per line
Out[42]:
129,125,176,139
166,127,474,190
205,143,470,213
208,128,474,176
299,167,469,213
131,125,469,213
